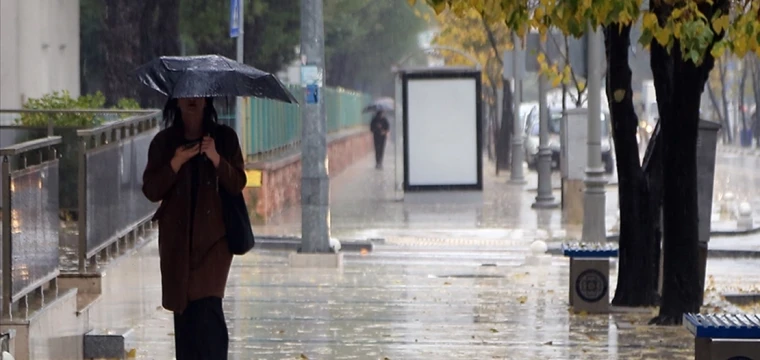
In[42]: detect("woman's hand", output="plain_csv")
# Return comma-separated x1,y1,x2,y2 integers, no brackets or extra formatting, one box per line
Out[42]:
170,143,200,173
201,136,221,167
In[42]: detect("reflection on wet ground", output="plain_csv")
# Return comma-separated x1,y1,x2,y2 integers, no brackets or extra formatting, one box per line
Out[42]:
124,149,760,359
130,242,712,359
258,148,619,240
128,241,760,359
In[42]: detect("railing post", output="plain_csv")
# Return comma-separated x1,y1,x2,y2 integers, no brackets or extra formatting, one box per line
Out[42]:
77,138,87,272
2,156,12,317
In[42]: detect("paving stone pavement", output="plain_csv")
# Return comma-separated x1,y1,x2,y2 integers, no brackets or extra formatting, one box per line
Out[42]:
122,145,760,359
126,238,760,360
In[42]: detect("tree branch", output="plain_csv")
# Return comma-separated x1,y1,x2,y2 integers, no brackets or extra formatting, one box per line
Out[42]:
480,15,504,66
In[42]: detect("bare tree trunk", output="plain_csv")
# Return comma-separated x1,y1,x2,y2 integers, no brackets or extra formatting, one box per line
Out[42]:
718,58,733,143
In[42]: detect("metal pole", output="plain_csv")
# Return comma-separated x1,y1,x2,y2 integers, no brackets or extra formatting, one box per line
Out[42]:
2,156,12,317
78,139,87,272
235,0,245,136
581,22,608,243
509,34,526,184
532,39,558,209
299,0,330,253
394,70,404,201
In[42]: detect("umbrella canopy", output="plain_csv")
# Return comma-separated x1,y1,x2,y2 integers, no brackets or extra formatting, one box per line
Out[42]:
363,97,395,113
135,55,298,104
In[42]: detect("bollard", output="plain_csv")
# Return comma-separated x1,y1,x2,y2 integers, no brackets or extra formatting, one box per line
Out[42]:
737,202,753,229
721,192,736,217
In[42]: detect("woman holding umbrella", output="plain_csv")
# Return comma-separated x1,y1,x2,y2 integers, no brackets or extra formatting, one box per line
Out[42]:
138,55,297,359
142,96,245,358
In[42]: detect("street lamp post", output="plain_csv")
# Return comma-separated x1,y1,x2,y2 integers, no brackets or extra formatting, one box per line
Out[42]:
532,39,559,209
509,33,526,185
299,0,331,253
581,23,607,243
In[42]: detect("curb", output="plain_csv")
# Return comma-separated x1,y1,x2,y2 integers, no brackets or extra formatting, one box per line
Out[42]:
256,236,376,252
547,244,760,259
723,293,760,305
608,228,760,240
717,146,760,157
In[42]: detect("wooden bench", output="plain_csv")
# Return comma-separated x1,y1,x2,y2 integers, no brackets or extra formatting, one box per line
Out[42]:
684,313,760,360
562,242,619,313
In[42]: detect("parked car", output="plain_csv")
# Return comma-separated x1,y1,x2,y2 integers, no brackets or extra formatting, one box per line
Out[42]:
523,106,614,174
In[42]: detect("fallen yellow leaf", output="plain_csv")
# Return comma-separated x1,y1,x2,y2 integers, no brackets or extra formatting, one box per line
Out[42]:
126,348,137,358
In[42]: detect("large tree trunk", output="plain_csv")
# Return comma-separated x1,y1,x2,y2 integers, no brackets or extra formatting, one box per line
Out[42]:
653,47,705,324
649,0,724,326
605,24,660,307
103,0,144,105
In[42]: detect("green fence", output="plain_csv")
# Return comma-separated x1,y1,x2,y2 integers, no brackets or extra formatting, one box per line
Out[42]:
222,85,372,158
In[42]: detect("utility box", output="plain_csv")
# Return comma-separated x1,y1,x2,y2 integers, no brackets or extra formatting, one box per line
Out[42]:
560,108,589,224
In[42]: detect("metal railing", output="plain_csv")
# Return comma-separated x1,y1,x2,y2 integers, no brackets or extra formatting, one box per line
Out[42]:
227,85,373,159
1,135,62,317
76,111,161,271
0,109,156,213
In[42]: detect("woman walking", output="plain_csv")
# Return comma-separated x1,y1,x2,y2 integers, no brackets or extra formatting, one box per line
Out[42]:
142,97,246,359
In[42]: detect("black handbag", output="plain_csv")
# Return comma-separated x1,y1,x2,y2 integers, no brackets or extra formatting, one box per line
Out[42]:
219,187,255,255
214,126,255,255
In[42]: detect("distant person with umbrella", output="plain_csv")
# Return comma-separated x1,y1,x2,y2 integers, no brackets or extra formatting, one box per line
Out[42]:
365,98,393,169
137,55,296,359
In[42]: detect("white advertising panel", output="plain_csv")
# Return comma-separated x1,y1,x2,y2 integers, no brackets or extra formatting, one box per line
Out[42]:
402,70,482,191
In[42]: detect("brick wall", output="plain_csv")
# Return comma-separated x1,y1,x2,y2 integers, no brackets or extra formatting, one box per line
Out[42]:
243,129,372,222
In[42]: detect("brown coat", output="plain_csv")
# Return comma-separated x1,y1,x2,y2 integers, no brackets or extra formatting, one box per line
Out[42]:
142,124,246,314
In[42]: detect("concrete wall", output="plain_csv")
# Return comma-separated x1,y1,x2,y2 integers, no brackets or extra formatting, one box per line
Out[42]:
243,130,373,221
0,0,80,113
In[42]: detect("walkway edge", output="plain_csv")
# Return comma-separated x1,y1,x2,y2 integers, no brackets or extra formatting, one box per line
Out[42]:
256,236,376,252
547,243,760,259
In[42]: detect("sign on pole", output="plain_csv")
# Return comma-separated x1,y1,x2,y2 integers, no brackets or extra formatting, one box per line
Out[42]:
230,0,241,38
503,48,526,80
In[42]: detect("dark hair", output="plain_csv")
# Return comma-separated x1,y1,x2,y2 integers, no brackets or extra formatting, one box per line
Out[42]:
162,97,218,132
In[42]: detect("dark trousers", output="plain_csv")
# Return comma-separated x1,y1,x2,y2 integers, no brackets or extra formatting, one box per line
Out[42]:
174,297,229,360
373,134,387,166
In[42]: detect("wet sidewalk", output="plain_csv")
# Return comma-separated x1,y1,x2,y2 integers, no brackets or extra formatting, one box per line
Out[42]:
259,143,760,253
125,237,759,359
118,145,760,359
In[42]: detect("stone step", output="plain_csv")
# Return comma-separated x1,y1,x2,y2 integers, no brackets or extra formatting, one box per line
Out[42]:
83,328,134,360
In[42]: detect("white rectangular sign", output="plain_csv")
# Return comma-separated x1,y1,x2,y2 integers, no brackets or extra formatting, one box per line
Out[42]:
403,70,483,190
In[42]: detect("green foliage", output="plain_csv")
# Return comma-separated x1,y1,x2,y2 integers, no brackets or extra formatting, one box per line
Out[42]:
179,0,300,73
324,0,431,95
17,90,141,127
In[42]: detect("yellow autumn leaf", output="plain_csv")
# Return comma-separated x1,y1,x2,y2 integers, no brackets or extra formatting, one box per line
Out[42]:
653,26,671,46
434,1,447,14
407,0,416,6
710,41,732,59
712,14,729,34
642,12,658,30
735,35,749,57
613,89,626,103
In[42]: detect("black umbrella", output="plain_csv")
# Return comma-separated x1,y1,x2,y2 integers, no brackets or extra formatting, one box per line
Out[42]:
134,54,298,104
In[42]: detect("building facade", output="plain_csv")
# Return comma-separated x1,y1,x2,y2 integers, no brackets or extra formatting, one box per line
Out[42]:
0,0,80,114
